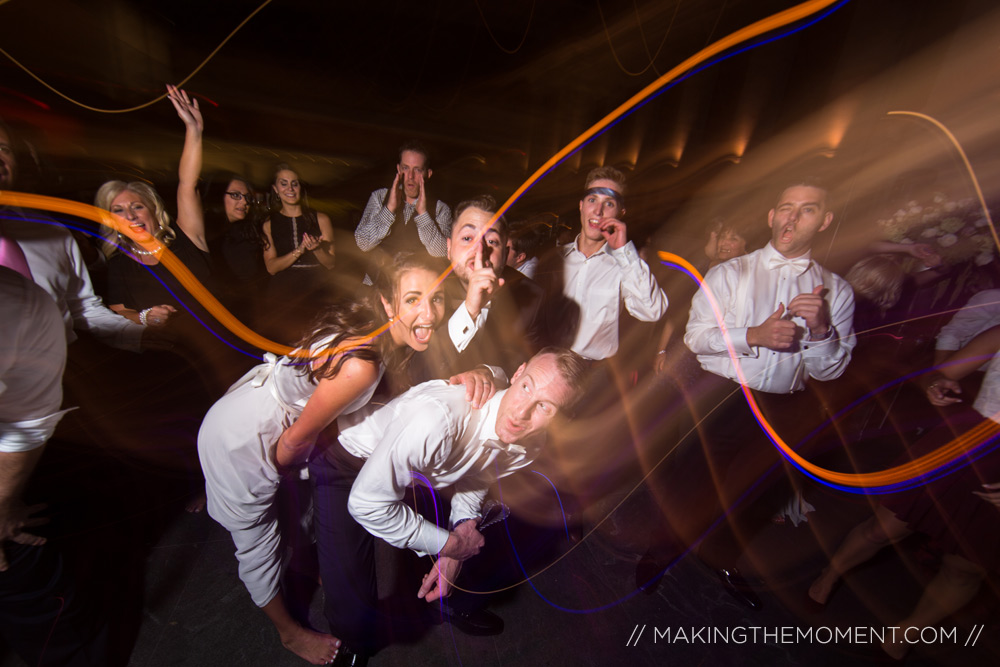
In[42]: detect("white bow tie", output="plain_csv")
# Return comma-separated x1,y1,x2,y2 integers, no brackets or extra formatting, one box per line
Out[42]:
482,439,526,455
767,255,812,274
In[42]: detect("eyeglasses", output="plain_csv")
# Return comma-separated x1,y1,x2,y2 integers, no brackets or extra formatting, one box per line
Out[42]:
225,191,252,202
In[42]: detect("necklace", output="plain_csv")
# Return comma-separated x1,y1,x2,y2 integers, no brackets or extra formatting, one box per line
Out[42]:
119,233,164,257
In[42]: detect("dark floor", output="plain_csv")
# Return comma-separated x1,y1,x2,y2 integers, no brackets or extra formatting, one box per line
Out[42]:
3,367,998,667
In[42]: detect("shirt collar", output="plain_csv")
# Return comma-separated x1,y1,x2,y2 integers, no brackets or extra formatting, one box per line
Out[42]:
763,242,813,272
562,234,610,258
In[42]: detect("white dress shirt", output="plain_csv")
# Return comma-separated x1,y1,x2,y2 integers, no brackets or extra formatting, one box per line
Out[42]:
516,256,538,280
684,242,856,394
0,267,69,452
338,382,537,556
559,236,668,360
354,187,452,257
2,215,144,351
936,289,1000,371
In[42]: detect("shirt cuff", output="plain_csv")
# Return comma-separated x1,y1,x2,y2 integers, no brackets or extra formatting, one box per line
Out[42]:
409,518,452,557
608,240,640,268
935,338,960,352
802,327,837,356
732,327,756,356
448,302,488,352
413,211,435,228
0,408,75,453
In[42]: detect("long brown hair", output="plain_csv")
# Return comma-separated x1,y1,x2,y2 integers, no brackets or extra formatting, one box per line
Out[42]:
297,252,448,383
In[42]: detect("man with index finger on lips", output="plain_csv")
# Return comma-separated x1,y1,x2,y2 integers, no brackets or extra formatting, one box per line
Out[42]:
409,194,546,390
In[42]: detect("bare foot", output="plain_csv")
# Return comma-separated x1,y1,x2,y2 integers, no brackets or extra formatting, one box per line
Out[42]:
185,492,207,513
281,626,340,665
807,569,836,605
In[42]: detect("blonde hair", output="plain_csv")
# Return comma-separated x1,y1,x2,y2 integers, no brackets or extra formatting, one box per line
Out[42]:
94,181,176,251
846,255,905,312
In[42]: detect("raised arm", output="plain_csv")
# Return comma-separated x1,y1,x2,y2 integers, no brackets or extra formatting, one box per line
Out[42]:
355,188,396,251
412,174,449,257
167,85,208,252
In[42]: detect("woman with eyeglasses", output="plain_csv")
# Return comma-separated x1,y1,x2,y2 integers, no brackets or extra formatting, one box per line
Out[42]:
205,177,269,327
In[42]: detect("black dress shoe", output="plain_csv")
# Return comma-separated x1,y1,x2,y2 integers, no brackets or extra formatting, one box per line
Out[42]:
635,549,668,594
715,567,762,610
331,645,368,667
439,603,504,636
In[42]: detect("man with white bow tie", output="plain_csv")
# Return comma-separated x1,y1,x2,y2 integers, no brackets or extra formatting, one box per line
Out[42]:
685,181,855,391
309,347,586,664
636,180,855,608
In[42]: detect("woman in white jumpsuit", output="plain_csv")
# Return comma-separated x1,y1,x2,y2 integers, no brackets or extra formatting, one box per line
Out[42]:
198,252,492,665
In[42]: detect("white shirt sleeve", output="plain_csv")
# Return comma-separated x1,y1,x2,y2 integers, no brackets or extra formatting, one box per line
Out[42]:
936,290,1000,352
684,262,755,358
800,273,856,382
609,241,668,322
62,233,144,351
347,398,457,556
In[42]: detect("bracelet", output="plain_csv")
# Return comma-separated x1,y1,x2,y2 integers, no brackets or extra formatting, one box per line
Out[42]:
139,308,152,326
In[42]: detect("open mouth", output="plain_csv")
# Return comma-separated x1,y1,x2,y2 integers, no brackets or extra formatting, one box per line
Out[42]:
412,324,433,345
779,224,795,242
503,417,525,435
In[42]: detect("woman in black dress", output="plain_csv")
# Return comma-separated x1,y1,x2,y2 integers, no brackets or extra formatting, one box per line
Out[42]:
260,164,337,341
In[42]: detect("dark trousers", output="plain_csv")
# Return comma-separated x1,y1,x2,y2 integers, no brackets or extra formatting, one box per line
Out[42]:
309,449,378,654
649,373,825,568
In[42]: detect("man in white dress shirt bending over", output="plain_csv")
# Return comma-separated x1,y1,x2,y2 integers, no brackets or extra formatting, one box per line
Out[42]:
309,347,586,663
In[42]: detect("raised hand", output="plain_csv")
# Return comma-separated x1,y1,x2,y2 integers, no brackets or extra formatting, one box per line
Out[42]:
386,168,402,214
464,241,504,319
166,84,203,133
747,303,797,350
599,217,628,250
415,170,428,216
787,285,831,337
